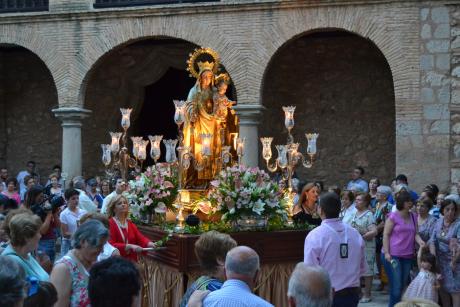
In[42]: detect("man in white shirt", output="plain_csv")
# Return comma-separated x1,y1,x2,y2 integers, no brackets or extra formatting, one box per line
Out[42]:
72,176,97,213
60,188,87,255
101,178,127,214
346,166,368,193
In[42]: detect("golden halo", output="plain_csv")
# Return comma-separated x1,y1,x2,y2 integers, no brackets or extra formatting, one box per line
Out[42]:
186,47,220,79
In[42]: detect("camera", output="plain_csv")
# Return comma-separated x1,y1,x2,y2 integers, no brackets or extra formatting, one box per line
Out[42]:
31,195,65,220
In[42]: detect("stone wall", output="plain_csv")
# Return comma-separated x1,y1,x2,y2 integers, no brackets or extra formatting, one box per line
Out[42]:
451,5,460,185
0,47,60,183
261,32,395,188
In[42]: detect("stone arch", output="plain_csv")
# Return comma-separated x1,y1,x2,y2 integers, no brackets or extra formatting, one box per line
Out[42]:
260,30,396,185
0,24,64,103
77,17,238,107
253,6,418,107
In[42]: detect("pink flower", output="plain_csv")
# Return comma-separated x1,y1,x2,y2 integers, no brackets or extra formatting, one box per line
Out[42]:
211,180,220,187
163,181,174,188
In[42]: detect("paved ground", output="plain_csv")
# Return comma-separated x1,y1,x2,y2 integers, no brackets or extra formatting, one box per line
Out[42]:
358,281,388,307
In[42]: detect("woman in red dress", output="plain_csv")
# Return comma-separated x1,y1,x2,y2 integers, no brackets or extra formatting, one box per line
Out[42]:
107,195,157,262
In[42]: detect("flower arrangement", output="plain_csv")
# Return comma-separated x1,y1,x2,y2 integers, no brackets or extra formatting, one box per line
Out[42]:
207,165,287,223
126,163,178,220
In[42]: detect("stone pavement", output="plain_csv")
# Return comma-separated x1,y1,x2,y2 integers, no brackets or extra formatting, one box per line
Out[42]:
358,281,388,307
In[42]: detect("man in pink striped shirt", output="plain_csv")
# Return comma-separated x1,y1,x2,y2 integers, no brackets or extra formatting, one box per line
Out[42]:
304,192,367,307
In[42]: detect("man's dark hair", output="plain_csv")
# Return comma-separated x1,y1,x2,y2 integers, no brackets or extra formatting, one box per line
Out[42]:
89,257,141,307
355,166,365,175
27,161,36,167
395,174,408,184
395,190,412,211
64,188,80,201
319,192,341,218
52,165,61,171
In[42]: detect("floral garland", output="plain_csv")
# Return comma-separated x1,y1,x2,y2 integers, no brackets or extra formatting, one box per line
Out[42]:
126,163,178,218
207,165,287,222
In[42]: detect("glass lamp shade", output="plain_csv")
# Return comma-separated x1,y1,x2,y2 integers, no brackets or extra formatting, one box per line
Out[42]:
173,100,186,125
148,135,163,161
282,106,296,131
260,137,273,160
109,132,122,153
130,137,143,158
163,139,178,163
120,108,133,131
306,133,319,155
101,144,112,166
200,133,212,157
275,145,288,168
137,140,149,161
236,137,245,157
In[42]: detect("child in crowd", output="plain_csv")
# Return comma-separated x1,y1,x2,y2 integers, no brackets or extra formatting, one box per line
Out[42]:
403,247,439,303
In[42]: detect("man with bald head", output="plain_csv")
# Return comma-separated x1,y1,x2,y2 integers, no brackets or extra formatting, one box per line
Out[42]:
202,246,273,307
288,263,332,307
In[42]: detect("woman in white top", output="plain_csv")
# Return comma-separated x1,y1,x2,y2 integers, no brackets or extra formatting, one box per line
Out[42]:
60,189,87,256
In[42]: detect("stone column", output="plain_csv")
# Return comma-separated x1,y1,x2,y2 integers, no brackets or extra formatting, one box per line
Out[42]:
233,104,264,167
52,107,91,185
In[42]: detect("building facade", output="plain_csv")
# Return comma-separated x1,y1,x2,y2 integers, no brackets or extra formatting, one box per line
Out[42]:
0,0,459,191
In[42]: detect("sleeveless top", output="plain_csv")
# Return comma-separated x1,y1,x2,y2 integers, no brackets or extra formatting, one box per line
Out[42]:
55,253,90,307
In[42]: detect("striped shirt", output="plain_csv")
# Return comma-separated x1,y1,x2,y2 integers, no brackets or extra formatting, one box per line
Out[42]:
203,279,273,307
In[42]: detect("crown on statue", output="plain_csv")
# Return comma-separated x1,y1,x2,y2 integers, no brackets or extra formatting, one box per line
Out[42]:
197,61,215,74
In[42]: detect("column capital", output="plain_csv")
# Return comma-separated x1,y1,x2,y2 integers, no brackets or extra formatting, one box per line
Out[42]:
52,107,92,127
233,104,264,126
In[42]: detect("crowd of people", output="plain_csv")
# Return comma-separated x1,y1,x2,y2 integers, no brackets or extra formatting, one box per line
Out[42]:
0,161,156,307
0,161,460,307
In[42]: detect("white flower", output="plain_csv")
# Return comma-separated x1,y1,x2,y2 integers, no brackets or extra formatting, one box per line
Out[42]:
252,199,265,215
155,202,167,213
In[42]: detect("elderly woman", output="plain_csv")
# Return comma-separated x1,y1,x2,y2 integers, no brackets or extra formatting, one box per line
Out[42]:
339,190,356,225
429,199,460,307
292,183,321,226
107,195,157,262
1,210,49,281
180,231,237,307
50,220,108,307
350,193,377,303
374,185,393,291
382,191,425,307
79,212,120,262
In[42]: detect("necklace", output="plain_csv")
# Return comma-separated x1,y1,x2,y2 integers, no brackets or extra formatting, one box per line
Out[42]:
441,220,453,237
303,203,319,218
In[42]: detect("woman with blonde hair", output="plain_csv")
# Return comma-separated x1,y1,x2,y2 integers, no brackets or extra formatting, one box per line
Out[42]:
292,183,321,226
107,195,157,262
1,210,49,281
